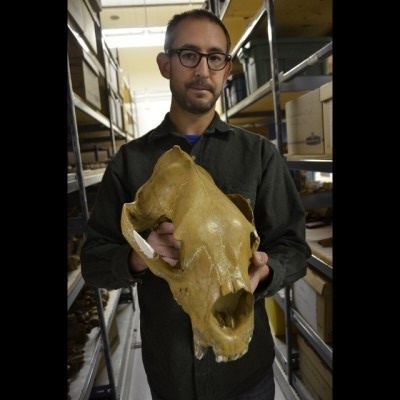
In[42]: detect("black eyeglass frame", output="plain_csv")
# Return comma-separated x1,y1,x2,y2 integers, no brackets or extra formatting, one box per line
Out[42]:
166,48,232,71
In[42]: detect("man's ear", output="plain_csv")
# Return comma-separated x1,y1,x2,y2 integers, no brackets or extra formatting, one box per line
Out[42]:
156,52,171,79
223,60,233,81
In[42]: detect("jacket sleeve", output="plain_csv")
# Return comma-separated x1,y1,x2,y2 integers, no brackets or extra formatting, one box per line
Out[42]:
254,143,311,299
80,154,142,289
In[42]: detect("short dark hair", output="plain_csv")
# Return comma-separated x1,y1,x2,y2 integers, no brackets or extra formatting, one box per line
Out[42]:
164,9,231,53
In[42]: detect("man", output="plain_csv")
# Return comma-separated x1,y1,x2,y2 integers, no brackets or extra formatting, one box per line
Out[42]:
81,9,310,400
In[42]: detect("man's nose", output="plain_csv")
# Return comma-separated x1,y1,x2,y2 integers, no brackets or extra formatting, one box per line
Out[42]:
195,55,210,77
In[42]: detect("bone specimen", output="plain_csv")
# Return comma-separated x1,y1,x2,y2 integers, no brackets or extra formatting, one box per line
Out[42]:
121,145,260,362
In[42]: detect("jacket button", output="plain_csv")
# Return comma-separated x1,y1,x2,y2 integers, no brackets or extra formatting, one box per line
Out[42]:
191,155,196,161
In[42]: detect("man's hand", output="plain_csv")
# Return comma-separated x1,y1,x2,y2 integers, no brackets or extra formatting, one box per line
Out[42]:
129,221,181,273
248,251,270,293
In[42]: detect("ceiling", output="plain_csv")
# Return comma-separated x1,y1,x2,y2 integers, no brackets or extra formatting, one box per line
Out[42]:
100,0,206,30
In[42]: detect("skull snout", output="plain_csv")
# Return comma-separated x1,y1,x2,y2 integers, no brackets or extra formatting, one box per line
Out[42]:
211,289,254,330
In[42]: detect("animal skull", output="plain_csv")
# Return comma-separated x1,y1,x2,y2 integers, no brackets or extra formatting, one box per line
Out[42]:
121,145,260,362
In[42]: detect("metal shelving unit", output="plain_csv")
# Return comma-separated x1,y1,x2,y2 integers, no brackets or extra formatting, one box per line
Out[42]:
68,268,86,310
68,168,106,194
67,1,137,398
68,289,121,400
219,1,332,398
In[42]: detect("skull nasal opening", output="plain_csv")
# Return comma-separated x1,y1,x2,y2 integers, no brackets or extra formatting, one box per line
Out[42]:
211,289,253,329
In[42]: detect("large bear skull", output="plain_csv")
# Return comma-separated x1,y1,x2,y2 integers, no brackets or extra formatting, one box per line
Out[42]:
121,145,260,362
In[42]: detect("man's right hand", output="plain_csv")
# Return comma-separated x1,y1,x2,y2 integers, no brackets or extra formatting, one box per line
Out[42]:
129,221,181,273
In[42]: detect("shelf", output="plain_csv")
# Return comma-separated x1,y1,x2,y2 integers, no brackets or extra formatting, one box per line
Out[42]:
290,308,332,369
69,289,121,400
221,0,332,54
300,191,332,211
68,267,85,310
308,254,332,280
273,287,332,370
226,75,331,125
285,156,332,173
306,224,332,271
93,286,139,399
220,0,264,52
291,375,314,400
68,168,106,194
67,20,105,78
273,341,301,400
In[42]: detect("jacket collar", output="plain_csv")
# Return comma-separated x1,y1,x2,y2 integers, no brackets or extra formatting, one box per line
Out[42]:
148,112,234,142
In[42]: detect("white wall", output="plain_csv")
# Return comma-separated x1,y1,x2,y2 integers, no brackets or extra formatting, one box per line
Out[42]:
117,46,171,137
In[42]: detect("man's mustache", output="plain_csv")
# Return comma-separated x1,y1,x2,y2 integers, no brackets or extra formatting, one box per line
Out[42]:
187,79,213,92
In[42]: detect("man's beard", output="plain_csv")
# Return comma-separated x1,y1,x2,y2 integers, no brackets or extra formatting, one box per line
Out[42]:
171,80,220,114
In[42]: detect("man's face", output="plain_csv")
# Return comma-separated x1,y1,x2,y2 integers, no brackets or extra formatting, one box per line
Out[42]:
166,18,232,114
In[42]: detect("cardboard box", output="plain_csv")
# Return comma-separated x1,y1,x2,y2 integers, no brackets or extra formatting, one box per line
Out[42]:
68,150,108,165
105,54,119,95
68,0,85,33
70,58,101,110
265,297,285,337
82,0,98,55
293,266,332,343
286,79,333,156
286,88,325,155
320,81,333,155
298,335,332,400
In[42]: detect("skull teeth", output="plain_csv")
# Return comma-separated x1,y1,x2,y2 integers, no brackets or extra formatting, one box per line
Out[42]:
215,349,248,363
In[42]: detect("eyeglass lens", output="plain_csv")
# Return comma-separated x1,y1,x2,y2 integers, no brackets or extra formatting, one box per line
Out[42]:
178,49,228,70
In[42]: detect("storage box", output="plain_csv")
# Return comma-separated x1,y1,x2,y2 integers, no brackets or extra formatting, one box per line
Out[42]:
298,335,332,400
81,0,98,55
109,96,123,129
68,150,109,165
224,73,247,109
105,54,119,95
237,37,331,94
265,297,285,337
320,81,333,155
293,266,332,343
68,0,85,33
69,57,101,110
285,88,325,155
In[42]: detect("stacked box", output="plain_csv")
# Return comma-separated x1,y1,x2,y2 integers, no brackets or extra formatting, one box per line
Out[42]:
265,297,285,337
298,335,332,400
68,0,85,32
286,88,324,155
224,73,247,109
320,81,332,154
285,81,333,155
237,37,331,94
292,266,332,343
69,57,101,110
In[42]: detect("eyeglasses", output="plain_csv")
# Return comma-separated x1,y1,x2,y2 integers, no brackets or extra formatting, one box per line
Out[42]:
166,48,232,71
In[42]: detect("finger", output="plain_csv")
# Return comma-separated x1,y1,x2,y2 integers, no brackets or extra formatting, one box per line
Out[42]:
253,251,268,266
155,221,175,234
158,234,181,249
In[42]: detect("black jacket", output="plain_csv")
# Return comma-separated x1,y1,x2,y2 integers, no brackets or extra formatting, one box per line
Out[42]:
81,112,310,400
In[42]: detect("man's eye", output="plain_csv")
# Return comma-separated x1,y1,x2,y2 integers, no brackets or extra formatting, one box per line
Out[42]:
209,54,223,62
